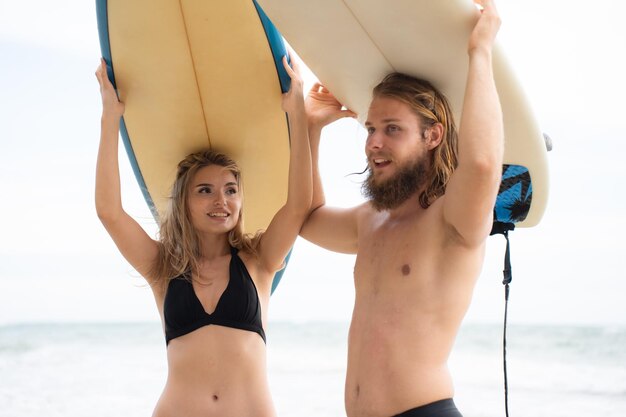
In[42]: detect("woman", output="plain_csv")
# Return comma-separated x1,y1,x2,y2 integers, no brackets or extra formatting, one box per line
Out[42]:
94,55,310,417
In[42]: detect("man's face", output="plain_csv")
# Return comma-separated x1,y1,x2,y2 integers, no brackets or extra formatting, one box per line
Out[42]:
363,96,430,210
364,96,429,183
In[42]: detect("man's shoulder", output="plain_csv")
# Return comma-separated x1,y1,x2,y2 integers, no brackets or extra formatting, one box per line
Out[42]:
353,200,376,217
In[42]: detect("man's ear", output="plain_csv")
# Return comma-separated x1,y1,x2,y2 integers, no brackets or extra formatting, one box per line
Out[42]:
426,123,444,150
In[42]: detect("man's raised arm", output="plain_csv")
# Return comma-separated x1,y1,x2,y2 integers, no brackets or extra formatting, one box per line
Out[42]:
443,0,504,246
299,83,360,254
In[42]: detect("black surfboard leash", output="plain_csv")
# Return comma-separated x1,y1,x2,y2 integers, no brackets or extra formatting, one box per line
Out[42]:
490,221,515,417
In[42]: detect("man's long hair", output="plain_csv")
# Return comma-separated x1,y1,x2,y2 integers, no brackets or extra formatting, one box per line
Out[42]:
372,73,458,208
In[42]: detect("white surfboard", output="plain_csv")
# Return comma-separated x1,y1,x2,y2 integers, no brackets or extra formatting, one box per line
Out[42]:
257,0,549,227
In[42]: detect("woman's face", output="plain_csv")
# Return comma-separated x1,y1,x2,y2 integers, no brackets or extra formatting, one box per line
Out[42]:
187,164,242,236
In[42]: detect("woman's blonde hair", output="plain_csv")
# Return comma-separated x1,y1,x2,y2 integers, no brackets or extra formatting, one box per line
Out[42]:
151,150,262,286
372,73,458,208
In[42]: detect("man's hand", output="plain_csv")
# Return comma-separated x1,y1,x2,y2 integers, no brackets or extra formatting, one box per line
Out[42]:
469,0,501,54
305,83,356,134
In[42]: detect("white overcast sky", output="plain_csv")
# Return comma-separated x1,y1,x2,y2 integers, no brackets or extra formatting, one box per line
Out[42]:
1,0,625,326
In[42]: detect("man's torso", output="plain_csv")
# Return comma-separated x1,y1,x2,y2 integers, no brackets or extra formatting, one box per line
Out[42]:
346,197,485,416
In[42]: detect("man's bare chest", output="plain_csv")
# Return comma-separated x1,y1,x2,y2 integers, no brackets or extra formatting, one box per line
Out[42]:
354,217,442,289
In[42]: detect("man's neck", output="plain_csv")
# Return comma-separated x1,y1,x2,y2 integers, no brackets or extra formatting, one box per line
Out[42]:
382,191,426,222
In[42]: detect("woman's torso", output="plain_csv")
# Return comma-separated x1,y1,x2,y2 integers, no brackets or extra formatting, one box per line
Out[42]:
152,248,275,417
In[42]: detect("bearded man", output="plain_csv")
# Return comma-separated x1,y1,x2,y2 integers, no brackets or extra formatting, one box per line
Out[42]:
300,1,503,416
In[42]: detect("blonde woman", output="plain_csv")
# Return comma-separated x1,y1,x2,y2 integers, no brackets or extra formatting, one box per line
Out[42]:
94,55,310,417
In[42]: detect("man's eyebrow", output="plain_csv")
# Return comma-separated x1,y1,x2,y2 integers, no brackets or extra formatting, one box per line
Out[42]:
365,118,402,126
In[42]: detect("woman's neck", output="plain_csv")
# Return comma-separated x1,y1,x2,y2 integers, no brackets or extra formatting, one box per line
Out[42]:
197,234,231,261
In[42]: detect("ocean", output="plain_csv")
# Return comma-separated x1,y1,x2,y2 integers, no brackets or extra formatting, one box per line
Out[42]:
0,321,624,417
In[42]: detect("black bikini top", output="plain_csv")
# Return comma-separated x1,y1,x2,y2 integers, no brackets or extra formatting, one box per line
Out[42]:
163,246,266,345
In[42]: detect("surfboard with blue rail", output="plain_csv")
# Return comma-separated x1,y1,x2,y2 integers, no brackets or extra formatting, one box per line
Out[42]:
95,0,292,291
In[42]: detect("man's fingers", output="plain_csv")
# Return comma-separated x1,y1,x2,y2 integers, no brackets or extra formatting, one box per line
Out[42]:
309,82,323,93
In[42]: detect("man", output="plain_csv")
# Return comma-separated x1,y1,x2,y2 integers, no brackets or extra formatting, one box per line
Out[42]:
300,1,502,416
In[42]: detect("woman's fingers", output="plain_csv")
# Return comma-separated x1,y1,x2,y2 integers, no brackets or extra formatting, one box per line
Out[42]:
282,55,292,75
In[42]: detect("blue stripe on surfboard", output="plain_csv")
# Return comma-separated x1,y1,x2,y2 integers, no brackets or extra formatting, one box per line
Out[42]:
253,0,293,293
95,0,159,220
253,0,291,93
271,248,292,294
95,0,115,87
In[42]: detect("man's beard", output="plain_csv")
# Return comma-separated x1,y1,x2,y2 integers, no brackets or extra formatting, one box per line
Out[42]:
362,155,429,211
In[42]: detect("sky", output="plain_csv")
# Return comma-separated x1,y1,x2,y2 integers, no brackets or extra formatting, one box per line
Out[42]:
1,0,625,327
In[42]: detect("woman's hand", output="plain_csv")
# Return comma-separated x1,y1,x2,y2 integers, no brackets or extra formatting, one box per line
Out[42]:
95,58,125,119
281,54,305,114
